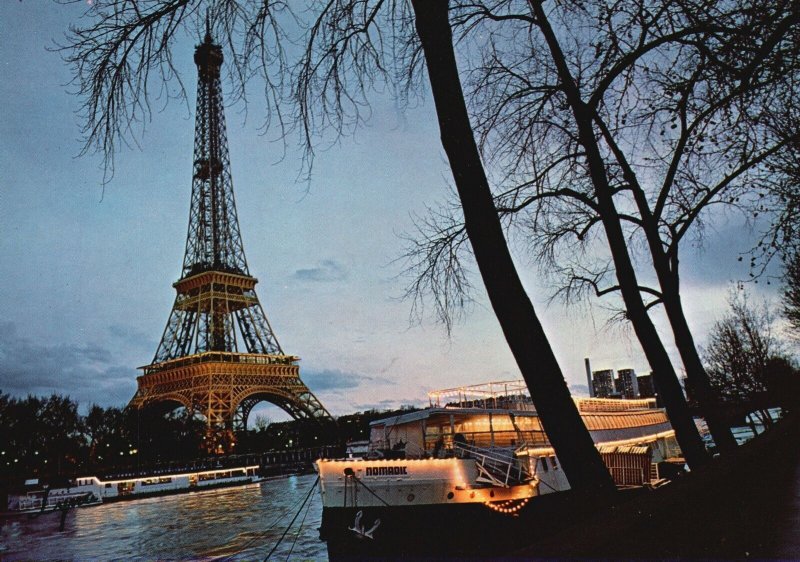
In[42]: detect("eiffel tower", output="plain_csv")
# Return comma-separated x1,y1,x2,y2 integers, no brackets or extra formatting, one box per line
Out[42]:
130,27,334,453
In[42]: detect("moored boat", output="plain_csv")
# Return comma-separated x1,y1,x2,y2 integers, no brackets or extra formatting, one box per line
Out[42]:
316,380,682,558
4,465,262,515
5,481,101,515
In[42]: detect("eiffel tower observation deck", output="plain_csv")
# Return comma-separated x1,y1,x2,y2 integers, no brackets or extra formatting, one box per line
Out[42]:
130,27,334,453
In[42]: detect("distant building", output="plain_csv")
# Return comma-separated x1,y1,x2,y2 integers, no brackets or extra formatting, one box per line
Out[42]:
591,369,616,398
637,373,656,398
617,368,640,399
584,358,594,398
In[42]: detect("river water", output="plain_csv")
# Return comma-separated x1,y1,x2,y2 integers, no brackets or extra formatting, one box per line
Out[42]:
0,474,326,561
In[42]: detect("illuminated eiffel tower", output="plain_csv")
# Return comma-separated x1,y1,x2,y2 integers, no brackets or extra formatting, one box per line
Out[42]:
130,27,333,453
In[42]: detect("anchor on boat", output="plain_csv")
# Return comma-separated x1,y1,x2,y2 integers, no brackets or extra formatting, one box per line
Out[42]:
348,510,381,540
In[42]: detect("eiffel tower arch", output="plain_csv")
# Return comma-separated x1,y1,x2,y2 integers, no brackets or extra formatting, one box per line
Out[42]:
130,27,334,453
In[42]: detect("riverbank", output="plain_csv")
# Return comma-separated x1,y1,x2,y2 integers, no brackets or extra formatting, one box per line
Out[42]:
515,411,800,558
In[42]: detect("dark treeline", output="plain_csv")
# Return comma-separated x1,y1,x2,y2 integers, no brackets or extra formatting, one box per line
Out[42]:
0,394,204,483
237,406,418,455
0,392,416,484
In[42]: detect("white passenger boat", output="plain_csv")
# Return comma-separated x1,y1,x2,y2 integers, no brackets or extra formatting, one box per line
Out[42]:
5,465,261,514
5,482,102,515
316,381,682,557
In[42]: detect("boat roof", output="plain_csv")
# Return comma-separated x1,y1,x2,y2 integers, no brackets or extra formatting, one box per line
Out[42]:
369,397,659,428
369,380,659,428
369,407,538,428
425,380,656,410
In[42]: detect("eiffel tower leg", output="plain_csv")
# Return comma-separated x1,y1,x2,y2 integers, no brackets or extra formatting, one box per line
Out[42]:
195,380,239,455
233,397,260,432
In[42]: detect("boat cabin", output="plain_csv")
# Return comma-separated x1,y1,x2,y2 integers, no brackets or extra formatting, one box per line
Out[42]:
367,380,682,489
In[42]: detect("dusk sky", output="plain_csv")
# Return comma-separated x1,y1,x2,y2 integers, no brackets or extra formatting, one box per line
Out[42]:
0,2,785,422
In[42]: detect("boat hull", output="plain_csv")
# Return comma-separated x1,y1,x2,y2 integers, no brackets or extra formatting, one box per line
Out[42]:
320,489,596,559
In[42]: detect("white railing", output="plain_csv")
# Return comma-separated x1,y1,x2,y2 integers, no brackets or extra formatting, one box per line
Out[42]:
454,443,533,487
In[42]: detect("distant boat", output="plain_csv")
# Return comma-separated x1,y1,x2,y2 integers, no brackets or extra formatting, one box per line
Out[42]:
5,465,262,514
4,482,101,515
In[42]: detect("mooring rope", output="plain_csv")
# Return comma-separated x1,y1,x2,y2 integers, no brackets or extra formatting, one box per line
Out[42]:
216,500,295,562
217,475,318,561
263,475,319,562
284,485,315,561
349,473,390,507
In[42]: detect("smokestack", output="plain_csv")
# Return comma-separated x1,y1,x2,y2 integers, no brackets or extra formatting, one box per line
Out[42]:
584,357,594,397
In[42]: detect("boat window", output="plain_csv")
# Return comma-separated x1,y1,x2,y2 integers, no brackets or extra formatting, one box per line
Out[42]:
550,457,559,470
540,457,549,472
105,483,112,488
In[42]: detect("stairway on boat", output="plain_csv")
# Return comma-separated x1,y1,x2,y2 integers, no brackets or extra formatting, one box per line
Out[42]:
455,443,533,488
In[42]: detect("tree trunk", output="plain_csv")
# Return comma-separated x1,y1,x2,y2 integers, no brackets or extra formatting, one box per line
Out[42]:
759,409,774,428
410,0,616,498
529,0,710,469
613,131,738,453
628,205,738,451
659,284,739,451
746,413,758,435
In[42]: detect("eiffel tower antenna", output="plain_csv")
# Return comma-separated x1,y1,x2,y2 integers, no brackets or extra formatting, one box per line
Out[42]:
130,30,334,453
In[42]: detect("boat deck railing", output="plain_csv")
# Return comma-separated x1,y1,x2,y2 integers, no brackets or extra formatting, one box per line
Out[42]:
424,429,550,454
453,443,533,487
428,380,534,410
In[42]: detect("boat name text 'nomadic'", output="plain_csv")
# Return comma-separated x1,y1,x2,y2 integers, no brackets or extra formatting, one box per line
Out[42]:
365,466,408,476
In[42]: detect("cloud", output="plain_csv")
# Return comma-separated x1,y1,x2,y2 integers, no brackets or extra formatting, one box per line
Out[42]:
569,383,590,397
353,398,426,412
0,322,137,408
292,260,347,282
108,324,155,351
301,368,377,391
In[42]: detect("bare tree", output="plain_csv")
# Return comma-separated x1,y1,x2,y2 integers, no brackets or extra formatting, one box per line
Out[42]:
58,0,296,177
405,0,800,459
253,414,271,433
704,288,781,428
411,0,616,495
60,0,617,495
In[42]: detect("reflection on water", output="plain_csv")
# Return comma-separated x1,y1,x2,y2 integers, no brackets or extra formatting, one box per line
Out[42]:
0,474,325,561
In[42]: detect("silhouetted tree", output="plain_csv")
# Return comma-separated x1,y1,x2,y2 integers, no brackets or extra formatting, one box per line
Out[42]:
408,0,616,494
84,406,137,470
134,407,205,464
704,289,783,427
84,404,107,463
0,394,84,478
0,392,13,478
763,356,800,411
405,0,800,459
38,394,84,475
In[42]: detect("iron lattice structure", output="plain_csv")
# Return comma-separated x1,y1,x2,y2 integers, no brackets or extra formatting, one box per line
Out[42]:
130,30,333,451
